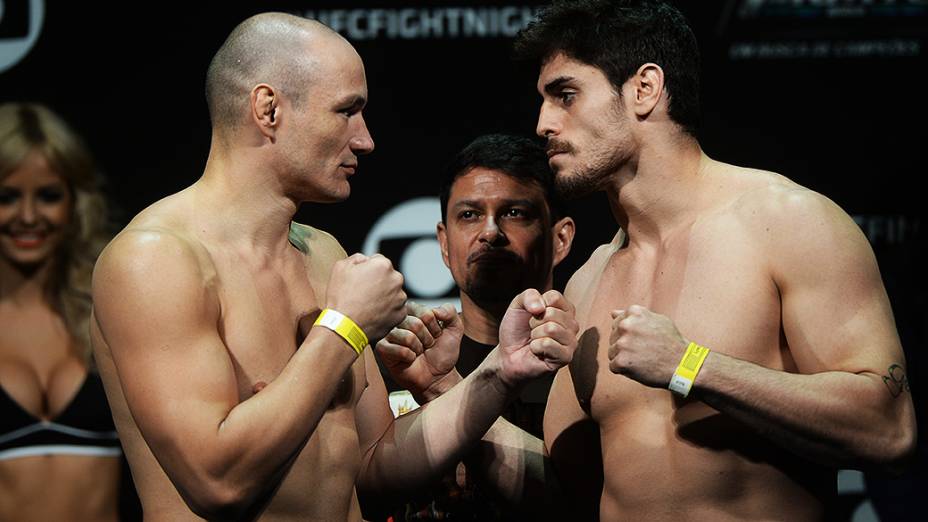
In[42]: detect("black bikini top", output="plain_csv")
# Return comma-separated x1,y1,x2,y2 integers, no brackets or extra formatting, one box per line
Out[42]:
0,372,121,461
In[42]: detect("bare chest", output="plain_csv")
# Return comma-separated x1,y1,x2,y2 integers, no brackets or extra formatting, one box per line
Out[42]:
570,230,786,423
209,257,325,400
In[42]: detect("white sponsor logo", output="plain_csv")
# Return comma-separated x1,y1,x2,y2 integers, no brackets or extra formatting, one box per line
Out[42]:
362,197,459,310
297,6,543,41
0,0,44,73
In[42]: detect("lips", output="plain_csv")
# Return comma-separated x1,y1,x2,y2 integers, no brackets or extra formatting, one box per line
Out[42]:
468,248,520,265
340,163,357,175
6,232,47,249
546,138,572,159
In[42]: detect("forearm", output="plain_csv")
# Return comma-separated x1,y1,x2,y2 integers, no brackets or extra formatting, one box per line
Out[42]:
693,352,916,470
359,347,518,497
176,328,358,516
466,416,567,517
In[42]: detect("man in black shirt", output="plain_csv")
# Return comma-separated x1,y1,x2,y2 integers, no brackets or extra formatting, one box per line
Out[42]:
377,134,575,520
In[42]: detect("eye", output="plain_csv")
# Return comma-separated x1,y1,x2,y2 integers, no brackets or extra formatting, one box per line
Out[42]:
504,208,526,218
458,210,478,220
37,187,66,204
558,90,576,105
0,188,19,205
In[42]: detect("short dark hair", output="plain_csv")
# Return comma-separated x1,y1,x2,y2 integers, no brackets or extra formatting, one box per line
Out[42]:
515,0,700,137
205,13,324,133
439,134,566,223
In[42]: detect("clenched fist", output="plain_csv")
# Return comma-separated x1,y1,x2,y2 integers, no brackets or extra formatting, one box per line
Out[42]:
376,302,463,402
497,289,579,388
325,254,407,341
608,305,689,387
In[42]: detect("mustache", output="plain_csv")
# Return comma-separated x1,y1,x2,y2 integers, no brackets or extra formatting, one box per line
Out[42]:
467,247,522,265
545,138,574,156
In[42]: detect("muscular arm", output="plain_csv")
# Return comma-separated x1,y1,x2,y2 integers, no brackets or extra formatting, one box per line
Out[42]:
92,230,375,519
462,365,602,520
356,290,579,513
692,190,916,470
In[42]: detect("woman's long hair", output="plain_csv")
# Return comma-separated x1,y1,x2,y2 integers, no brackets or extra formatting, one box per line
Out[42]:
0,103,111,364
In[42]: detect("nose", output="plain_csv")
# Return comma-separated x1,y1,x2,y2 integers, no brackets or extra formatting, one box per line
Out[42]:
350,115,375,155
18,195,37,225
536,101,559,139
479,217,504,245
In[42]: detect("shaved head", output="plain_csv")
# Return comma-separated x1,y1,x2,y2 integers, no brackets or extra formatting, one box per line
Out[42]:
205,13,343,134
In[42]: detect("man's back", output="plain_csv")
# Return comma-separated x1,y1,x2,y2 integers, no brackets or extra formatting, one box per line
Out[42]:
91,187,369,521
547,158,897,520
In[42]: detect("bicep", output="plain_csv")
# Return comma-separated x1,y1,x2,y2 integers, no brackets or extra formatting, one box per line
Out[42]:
774,198,904,375
93,236,239,464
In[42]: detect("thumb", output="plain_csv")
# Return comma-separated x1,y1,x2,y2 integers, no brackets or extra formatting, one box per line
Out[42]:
432,304,462,329
510,288,545,317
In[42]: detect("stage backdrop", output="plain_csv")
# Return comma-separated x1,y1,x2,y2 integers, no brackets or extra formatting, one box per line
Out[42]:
2,1,924,521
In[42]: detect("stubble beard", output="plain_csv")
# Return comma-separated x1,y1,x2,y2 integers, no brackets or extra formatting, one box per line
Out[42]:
554,152,620,201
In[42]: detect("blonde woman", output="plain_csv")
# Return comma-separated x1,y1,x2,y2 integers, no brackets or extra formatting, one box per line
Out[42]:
0,103,123,521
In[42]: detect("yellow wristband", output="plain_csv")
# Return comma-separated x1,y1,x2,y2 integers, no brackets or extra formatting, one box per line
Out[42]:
313,309,368,355
668,342,710,398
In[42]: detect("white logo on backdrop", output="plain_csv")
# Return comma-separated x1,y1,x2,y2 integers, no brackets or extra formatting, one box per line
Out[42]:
0,0,44,73
362,197,459,310
298,6,543,41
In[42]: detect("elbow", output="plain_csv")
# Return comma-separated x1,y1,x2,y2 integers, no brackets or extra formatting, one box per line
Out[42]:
863,419,918,474
881,425,917,474
181,477,255,521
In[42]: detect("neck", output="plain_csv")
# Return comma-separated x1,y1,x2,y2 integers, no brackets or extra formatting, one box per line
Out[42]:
459,292,503,345
458,274,555,346
0,257,55,306
607,134,709,245
195,138,299,257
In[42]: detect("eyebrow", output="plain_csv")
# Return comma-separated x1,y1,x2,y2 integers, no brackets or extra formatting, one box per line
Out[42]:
452,198,542,209
543,76,576,95
336,95,367,110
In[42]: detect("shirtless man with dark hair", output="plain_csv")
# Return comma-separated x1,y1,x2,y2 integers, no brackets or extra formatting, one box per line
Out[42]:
89,13,578,521
381,1,917,520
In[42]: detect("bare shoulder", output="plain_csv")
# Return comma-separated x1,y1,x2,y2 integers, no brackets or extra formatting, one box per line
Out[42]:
289,221,348,269
564,229,625,303
728,169,863,244
93,214,219,334
721,166,873,282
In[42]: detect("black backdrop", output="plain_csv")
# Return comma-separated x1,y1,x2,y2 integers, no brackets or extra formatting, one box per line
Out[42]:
2,1,924,520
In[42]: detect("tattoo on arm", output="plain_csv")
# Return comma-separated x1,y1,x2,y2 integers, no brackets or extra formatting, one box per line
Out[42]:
881,364,910,398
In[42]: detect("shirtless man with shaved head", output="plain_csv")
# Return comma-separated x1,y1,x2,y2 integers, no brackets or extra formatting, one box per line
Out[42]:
90,13,578,521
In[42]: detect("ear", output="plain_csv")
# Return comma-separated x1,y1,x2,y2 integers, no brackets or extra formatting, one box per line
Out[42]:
436,221,451,269
251,83,279,140
551,216,576,267
628,63,665,119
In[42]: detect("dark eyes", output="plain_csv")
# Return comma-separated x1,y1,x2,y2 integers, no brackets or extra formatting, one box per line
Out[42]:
457,208,531,220
0,187,67,205
37,188,66,203
558,91,576,104
0,189,15,205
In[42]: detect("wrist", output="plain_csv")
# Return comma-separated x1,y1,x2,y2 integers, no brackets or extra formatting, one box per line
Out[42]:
668,341,710,398
313,308,368,356
418,370,463,403
482,347,524,399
